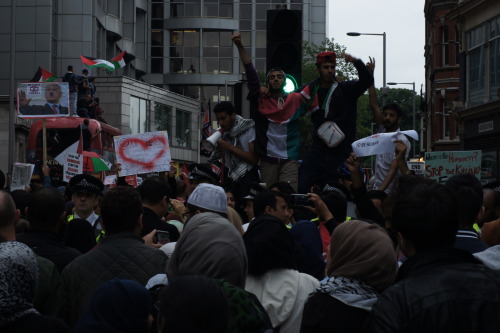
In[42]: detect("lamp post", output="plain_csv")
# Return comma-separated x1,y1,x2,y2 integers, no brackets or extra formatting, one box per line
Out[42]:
387,81,416,157
347,32,386,104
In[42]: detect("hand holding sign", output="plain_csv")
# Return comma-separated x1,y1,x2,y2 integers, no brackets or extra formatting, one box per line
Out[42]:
352,130,419,157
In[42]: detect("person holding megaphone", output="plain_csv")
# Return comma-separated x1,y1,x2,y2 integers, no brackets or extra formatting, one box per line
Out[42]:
208,101,259,219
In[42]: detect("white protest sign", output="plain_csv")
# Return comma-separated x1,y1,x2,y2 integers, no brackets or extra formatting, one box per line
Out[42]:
104,174,118,186
352,130,419,157
114,131,171,177
407,161,425,175
63,153,83,182
11,163,35,191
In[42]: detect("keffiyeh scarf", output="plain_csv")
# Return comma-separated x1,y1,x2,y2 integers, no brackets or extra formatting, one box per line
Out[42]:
311,276,380,311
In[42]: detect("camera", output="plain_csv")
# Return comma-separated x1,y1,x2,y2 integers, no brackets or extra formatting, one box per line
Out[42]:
290,194,312,207
156,230,170,245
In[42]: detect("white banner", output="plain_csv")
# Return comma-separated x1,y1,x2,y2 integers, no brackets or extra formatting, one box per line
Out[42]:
352,130,419,157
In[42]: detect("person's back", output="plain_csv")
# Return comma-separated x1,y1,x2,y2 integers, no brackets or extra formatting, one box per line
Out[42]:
61,186,168,326
17,187,80,273
364,177,500,332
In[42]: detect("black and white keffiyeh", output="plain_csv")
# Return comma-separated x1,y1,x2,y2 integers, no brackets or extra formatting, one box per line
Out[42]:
209,115,255,182
0,241,40,327
311,276,380,311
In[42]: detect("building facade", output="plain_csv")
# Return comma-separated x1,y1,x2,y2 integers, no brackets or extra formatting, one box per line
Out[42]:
424,0,461,153
145,0,326,112
0,0,200,174
447,0,500,183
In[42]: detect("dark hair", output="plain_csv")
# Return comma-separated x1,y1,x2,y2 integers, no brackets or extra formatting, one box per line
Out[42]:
0,191,16,229
27,187,65,228
10,190,30,217
100,186,143,234
253,190,284,217
383,102,402,118
391,176,458,252
269,181,296,195
0,169,6,190
213,101,235,115
445,174,483,228
321,191,347,222
138,177,172,205
367,190,388,202
158,275,229,333
68,65,73,71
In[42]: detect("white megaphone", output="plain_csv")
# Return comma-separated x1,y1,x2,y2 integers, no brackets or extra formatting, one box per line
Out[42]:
202,128,223,152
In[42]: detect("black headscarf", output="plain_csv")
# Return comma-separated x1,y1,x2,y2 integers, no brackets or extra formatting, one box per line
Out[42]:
243,214,297,276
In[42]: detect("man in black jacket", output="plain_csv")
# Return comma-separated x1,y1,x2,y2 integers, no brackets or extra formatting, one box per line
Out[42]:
138,176,180,242
17,187,80,273
60,186,168,326
364,176,500,332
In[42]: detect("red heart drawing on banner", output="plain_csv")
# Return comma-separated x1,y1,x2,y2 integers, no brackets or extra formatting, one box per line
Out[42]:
118,136,168,169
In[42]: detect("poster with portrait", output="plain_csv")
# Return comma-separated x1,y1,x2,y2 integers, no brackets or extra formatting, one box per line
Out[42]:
17,82,70,118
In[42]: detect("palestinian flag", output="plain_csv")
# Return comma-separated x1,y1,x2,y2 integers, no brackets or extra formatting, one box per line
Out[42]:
111,51,135,70
80,55,116,71
30,67,56,82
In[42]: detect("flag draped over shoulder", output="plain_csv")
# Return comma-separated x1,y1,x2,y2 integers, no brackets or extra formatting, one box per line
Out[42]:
111,51,135,70
80,55,116,71
30,67,56,82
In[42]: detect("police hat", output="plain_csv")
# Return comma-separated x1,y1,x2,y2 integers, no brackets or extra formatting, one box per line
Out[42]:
243,182,266,200
187,163,219,185
69,174,104,195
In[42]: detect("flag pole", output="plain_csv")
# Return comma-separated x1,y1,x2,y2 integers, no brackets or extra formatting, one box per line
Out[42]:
42,118,47,166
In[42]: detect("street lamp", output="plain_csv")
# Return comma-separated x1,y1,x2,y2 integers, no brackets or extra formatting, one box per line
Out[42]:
387,81,416,157
347,32,386,99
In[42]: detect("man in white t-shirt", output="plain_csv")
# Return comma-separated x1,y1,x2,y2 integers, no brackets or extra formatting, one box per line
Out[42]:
210,101,260,216
373,103,411,194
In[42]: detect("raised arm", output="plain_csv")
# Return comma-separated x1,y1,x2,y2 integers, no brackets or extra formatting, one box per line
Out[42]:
343,53,374,96
367,57,383,128
232,33,261,96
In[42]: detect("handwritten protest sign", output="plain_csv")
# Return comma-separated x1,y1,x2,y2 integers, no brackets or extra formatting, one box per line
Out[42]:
424,150,482,183
104,175,118,186
114,131,171,177
63,153,83,182
352,130,419,157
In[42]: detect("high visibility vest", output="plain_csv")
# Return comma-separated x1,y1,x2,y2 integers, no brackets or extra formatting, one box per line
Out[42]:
67,214,105,243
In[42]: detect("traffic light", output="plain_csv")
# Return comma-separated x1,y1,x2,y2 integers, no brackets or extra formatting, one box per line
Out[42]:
267,9,302,89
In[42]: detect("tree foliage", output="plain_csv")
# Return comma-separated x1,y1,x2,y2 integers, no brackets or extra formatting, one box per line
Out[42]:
302,38,357,84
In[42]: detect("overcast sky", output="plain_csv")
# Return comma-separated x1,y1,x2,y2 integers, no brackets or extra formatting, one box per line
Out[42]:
326,1,425,93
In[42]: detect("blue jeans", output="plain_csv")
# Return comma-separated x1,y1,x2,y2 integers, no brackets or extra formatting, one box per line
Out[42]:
298,149,344,194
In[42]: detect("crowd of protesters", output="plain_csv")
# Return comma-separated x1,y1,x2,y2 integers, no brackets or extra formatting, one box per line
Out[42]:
1,34,500,333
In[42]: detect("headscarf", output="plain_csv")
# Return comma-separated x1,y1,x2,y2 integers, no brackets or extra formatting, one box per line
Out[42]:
167,212,248,288
244,214,297,276
73,279,152,333
326,220,397,289
0,241,39,327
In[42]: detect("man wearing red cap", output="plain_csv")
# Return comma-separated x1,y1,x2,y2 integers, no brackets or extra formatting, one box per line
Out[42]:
298,51,373,193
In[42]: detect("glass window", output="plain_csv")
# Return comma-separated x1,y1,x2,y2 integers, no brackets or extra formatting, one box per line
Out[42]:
170,30,200,73
170,2,200,18
130,96,148,134
240,31,251,47
151,58,163,73
240,5,252,19
152,31,163,46
255,31,266,47
201,31,234,73
151,3,163,19
153,102,173,134
240,20,252,30
175,109,191,148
